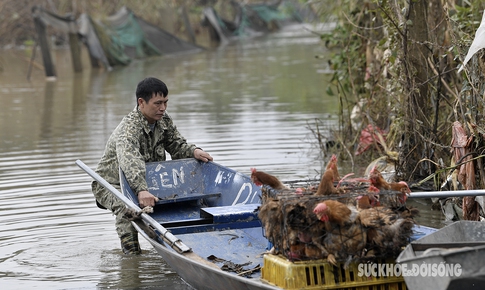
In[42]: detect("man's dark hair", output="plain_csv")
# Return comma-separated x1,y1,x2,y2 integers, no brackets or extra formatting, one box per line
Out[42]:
136,77,169,104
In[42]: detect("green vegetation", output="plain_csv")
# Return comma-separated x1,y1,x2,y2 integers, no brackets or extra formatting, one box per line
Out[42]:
308,0,485,196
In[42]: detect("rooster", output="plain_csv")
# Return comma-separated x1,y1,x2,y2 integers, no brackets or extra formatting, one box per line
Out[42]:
251,168,289,190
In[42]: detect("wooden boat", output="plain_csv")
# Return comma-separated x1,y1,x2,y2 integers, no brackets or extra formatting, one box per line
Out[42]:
76,158,437,290
397,220,485,290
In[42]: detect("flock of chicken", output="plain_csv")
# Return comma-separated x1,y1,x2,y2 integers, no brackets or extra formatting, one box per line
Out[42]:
251,155,419,266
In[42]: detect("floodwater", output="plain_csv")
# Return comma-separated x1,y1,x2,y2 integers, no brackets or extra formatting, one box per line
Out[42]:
0,24,445,289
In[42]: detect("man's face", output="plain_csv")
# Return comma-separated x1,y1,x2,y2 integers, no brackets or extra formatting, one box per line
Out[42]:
138,93,168,124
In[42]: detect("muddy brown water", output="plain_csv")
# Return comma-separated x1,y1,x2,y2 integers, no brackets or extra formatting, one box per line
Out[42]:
0,24,445,289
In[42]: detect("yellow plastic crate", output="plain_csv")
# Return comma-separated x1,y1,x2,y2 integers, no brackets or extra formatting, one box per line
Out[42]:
261,254,406,290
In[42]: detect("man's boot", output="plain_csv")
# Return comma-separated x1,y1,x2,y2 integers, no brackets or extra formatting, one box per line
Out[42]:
120,232,141,255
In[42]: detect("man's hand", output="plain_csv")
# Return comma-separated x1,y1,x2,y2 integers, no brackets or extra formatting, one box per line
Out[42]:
138,190,159,208
194,148,213,162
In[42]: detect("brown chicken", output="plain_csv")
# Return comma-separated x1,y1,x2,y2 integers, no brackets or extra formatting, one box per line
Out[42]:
391,181,411,202
278,198,330,260
295,199,330,260
368,166,410,207
323,222,367,266
356,187,381,209
325,154,340,181
313,200,358,230
288,243,306,260
369,166,411,194
251,168,288,190
257,198,283,254
358,205,417,257
356,195,372,210
304,243,327,260
259,196,315,259
315,169,341,196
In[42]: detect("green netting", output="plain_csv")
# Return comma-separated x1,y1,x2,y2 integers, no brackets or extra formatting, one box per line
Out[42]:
107,12,161,59
232,6,251,36
90,17,132,66
87,10,162,66
249,4,291,23
84,7,202,67
202,0,310,40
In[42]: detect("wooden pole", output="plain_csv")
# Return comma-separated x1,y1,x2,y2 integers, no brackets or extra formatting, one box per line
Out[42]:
26,41,38,81
181,6,196,44
68,15,82,73
88,52,101,68
32,6,56,79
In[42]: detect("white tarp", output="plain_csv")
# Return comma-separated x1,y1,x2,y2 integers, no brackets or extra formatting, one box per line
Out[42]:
459,10,485,73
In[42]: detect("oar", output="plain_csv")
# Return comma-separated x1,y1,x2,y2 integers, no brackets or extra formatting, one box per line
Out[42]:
75,159,219,268
409,189,485,199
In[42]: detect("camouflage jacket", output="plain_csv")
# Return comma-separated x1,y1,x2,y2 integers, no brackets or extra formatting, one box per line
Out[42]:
93,106,197,195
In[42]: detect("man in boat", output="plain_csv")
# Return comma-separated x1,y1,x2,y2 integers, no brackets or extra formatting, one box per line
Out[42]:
91,77,213,254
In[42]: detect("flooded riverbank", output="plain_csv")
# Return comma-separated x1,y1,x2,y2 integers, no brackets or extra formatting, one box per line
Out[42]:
0,24,446,289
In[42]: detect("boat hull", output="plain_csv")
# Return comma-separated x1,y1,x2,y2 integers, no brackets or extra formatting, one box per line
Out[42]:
139,223,436,290
136,224,279,290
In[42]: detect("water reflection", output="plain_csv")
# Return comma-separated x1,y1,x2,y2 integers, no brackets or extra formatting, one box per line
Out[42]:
408,199,449,229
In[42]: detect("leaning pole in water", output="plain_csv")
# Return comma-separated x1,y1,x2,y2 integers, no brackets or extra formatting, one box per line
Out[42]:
32,6,56,80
